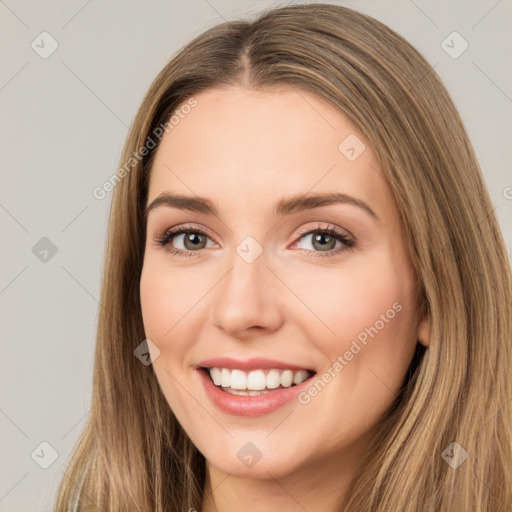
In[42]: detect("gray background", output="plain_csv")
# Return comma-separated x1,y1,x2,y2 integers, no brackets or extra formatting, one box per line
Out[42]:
1,0,511,510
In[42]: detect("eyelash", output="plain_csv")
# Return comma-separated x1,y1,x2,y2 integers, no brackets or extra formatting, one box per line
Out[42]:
153,223,356,259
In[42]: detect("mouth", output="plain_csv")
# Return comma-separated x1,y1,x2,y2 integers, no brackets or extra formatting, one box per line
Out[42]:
199,366,317,396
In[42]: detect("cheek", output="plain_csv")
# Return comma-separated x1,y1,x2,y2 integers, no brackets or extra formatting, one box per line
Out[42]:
139,257,215,389
290,256,418,383
139,262,194,399
293,266,418,443
288,261,411,340
139,262,197,416
140,266,169,342
334,277,406,342
139,258,201,341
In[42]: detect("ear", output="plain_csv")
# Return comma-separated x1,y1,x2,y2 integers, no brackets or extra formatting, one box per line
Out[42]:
417,316,431,347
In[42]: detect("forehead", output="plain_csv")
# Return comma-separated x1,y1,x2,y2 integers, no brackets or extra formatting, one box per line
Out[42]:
147,86,390,219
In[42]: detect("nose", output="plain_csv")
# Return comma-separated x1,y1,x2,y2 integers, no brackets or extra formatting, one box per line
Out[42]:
210,248,284,339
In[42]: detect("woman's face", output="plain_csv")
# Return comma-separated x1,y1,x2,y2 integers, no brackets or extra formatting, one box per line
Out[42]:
140,85,429,482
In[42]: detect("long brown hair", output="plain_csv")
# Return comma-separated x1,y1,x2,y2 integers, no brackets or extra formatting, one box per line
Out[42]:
53,3,512,511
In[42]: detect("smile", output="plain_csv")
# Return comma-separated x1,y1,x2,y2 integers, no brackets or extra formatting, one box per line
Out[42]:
196,358,317,416
205,367,314,396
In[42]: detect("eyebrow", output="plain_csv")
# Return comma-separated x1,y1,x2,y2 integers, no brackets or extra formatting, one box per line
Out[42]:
144,191,378,223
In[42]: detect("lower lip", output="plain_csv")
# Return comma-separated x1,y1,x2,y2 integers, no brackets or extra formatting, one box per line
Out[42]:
197,368,314,417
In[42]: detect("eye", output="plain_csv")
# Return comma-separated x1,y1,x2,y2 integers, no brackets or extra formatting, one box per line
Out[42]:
153,224,215,258
291,223,355,258
153,223,355,258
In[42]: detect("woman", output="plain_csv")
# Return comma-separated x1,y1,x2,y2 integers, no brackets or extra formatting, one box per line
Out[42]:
53,3,512,511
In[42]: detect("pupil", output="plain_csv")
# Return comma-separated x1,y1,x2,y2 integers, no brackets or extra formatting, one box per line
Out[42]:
314,233,335,251
186,233,204,249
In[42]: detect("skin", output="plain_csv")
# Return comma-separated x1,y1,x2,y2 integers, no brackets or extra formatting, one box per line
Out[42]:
139,85,430,512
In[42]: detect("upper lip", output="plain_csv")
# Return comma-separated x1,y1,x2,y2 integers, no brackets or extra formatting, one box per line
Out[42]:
197,357,316,373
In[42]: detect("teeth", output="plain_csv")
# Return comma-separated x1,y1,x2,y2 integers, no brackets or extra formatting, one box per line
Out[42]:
247,369,266,390
220,368,230,387
266,369,281,389
223,388,273,396
230,369,246,390
207,367,311,391
281,370,293,387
